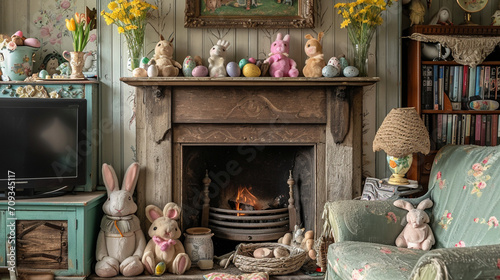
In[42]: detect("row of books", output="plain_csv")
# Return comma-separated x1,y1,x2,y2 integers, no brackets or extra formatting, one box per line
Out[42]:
422,65,500,110
423,114,500,150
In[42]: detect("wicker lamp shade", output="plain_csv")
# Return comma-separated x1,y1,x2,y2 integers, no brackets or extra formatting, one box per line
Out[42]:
373,107,430,157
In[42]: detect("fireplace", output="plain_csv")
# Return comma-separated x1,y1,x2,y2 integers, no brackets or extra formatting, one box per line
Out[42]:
121,77,378,242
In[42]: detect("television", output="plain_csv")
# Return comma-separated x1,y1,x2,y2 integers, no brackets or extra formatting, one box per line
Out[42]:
0,98,87,199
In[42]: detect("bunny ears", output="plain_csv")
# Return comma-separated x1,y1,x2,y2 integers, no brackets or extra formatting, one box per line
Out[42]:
102,162,140,196
275,33,291,42
394,198,433,211
145,202,181,223
215,39,230,49
304,32,324,43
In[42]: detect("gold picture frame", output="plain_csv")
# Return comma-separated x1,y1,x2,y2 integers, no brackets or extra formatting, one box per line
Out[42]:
184,0,314,28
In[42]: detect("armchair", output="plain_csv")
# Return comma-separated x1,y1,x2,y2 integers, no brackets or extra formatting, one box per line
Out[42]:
324,145,500,280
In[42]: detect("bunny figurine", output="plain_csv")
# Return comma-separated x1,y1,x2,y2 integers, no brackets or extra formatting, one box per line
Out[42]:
264,33,299,77
303,32,326,77
208,39,230,77
393,198,435,251
142,202,191,275
95,162,146,277
151,36,182,77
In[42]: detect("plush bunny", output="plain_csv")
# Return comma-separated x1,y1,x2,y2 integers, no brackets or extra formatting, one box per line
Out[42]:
95,162,146,277
303,32,326,78
264,33,299,77
393,198,435,251
151,36,182,77
142,203,191,275
208,39,230,77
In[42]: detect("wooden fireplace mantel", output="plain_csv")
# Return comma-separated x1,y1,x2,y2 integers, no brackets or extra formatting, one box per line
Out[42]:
121,77,379,235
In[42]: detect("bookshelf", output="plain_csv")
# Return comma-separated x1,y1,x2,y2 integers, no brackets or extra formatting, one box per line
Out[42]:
405,25,500,190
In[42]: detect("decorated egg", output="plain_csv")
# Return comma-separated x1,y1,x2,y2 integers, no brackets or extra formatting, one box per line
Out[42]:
182,56,196,77
248,57,257,64
147,64,158,77
132,67,147,77
192,65,208,77
24,38,40,48
239,59,249,69
38,69,49,79
327,57,340,68
322,65,339,78
343,66,359,77
226,62,241,77
242,63,261,77
140,57,150,69
339,56,349,71
155,261,166,276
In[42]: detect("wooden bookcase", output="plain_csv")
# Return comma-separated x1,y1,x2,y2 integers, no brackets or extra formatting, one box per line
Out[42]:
405,25,500,189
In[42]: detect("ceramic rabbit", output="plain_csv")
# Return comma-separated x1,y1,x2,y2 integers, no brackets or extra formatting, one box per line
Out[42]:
303,32,326,77
142,202,191,275
151,36,182,77
264,33,299,77
393,198,435,250
208,39,230,77
95,162,146,277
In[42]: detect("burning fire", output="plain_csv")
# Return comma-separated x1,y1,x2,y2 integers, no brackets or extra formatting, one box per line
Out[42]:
235,186,259,215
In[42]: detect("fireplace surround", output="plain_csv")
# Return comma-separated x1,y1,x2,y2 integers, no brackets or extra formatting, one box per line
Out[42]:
121,77,378,239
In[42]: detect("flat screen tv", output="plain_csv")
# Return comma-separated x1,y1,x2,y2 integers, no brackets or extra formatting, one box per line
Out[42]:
0,98,87,199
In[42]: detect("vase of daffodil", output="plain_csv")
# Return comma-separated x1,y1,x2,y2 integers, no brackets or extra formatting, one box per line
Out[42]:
335,0,396,76
101,0,157,71
64,12,93,78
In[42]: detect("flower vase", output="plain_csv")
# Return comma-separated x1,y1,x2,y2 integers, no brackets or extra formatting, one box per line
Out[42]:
127,50,141,72
63,51,85,79
126,30,145,72
347,26,376,77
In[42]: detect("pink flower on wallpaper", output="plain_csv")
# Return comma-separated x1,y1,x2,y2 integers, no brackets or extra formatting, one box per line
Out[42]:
34,16,42,24
60,0,71,9
454,241,465,247
89,34,97,42
56,14,63,21
49,37,58,45
40,26,53,38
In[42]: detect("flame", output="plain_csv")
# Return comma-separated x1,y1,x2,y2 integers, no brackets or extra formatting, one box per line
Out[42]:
235,186,259,216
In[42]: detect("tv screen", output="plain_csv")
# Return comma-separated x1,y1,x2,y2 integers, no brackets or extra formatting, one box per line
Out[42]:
0,98,87,198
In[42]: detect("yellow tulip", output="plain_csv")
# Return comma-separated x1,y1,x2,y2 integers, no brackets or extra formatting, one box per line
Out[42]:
65,18,76,31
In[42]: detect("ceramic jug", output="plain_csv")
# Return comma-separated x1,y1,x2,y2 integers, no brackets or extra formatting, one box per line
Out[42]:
421,43,451,61
184,227,214,270
0,46,38,81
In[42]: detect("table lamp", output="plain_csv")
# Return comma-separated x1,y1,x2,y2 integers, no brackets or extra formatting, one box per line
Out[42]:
373,107,430,185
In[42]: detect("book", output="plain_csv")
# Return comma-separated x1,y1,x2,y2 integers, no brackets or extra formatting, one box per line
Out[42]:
484,66,491,100
461,114,466,145
496,67,500,101
475,66,482,98
439,65,445,108
452,66,459,102
492,115,498,146
479,66,485,99
449,65,455,102
481,115,487,146
444,65,450,100
468,114,474,145
442,114,448,147
490,67,496,100
433,65,439,110
462,66,469,109
486,115,492,146
469,66,477,102
437,114,443,149
421,65,433,109
457,66,463,103
432,114,437,150
475,114,482,145
447,114,453,144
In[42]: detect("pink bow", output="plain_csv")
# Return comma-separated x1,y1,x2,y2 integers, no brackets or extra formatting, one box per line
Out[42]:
152,236,176,251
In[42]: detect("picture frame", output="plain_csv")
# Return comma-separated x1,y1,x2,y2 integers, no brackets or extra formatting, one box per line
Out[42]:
184,0,314,29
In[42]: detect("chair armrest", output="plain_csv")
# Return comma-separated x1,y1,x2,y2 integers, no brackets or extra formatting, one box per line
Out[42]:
322,200,408,245
411,244,500,280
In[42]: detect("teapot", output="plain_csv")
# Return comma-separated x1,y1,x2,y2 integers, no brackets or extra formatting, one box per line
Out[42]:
421,43,451,61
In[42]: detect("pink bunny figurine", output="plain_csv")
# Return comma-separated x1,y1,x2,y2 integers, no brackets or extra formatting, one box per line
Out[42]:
393,198,435,251
264,33,299,77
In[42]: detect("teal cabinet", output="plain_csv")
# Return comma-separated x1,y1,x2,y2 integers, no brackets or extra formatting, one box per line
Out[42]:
0,192,105,278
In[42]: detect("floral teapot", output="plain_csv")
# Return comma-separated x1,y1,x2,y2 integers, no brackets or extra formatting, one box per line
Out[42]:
421,43,451,61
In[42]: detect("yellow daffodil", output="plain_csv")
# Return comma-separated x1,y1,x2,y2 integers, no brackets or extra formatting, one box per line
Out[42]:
117,26,125,33
108,1,118,10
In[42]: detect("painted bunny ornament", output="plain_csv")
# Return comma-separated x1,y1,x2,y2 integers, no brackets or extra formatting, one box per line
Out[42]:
95,162,146,277
394,198,435,250
208,39,230,77
142,202,191,275
264,33,299,77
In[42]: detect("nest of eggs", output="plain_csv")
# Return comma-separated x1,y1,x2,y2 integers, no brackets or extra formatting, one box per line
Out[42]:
233,243,307,275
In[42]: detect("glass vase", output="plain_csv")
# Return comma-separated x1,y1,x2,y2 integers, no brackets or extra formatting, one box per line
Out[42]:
347,26,376,77
125,27,145,72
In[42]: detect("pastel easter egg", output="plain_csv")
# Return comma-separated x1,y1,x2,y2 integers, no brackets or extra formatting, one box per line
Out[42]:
239,59,249,69
226,61,241,77
24,38,40,48
343,66,359,77
322,65,339,78
248,57,256,64
132,67,147,77
192,65,209,77
38,69,49,79
155,261,166,276
147,64,158,77
327,57,340,68
242,63,261,77
182,56,196,77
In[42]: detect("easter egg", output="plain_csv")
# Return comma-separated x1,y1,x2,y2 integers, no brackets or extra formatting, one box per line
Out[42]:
38,69,49,79
226,61,241,77
339,56,349,71
192,65,208,77
182,56,196,77
242,63,261,77
147,64,158,77
343,66,359,77
24,38,40,48
322,65,340,78
238,59,249,69
248,57,257,64
155,261,166,276
132,67,147,77
327,57,340,68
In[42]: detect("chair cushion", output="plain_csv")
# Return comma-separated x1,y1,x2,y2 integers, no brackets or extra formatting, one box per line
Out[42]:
428,146,500,248
327,241,426,280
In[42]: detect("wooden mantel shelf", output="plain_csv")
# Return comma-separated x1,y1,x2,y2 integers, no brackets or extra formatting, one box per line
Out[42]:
120,76,379,87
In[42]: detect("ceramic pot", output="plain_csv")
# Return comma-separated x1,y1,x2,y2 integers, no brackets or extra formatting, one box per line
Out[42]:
63,51,85,79
184,227,214,269
387,154,413,185
0,46,39,81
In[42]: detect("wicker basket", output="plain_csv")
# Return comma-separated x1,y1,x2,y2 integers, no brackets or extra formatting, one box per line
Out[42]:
233,243,307,275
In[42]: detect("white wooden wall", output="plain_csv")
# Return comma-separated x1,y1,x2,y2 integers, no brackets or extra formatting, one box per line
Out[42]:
2,0,497,182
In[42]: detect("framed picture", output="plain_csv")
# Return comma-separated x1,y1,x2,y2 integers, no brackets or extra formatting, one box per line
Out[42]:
185,0,314,29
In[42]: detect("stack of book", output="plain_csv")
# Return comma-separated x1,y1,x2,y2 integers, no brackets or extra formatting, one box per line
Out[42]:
422,65,499,110
423,114,500,150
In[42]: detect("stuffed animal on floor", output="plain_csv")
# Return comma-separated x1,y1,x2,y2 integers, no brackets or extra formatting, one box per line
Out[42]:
142,202,191,275
264,33,299,77
150,36,182,77
303,32,326,77
393,198,435,250
95,162,146,277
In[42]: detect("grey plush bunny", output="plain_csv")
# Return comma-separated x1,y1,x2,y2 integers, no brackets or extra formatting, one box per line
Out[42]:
95,162,146,277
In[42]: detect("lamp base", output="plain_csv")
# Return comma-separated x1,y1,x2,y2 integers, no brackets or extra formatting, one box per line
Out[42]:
386,154,413,186
388,174,410,185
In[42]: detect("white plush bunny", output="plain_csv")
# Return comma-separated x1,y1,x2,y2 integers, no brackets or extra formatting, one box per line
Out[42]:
393,198,435,251
95,162,146,277
208,39,230,77
142,202,191,275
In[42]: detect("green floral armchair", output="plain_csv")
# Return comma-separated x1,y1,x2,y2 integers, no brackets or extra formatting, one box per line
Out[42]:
324,145,500,280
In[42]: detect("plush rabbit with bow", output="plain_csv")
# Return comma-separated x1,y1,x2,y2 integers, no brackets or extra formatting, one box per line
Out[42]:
142,203,191,275
393,198,435,250
264,33,299,77
95,162,146,277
